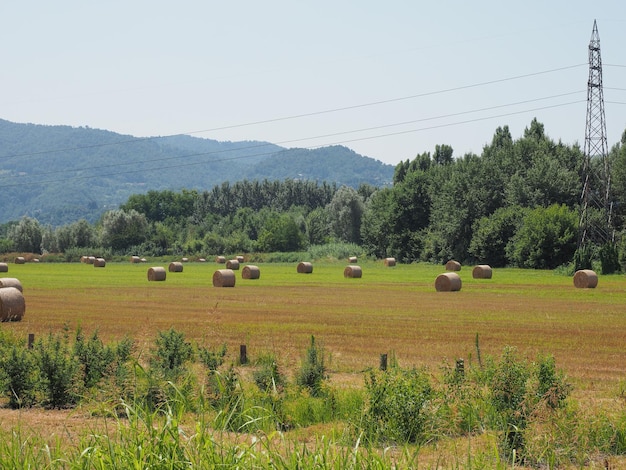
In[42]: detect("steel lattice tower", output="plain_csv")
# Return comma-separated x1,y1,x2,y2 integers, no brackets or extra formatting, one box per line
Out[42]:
579,19,612,250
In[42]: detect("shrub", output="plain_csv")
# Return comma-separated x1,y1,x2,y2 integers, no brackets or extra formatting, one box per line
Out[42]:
0,345,38,408
361,366,433,444
149,328,194,381
252,353,285,393
74,328,116,389
198,343,227,372
295,336,327,397
36,333,82,408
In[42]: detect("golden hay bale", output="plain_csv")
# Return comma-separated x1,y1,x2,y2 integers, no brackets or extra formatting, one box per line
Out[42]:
213,269,236,287
33,258,39,263
169,262,184,273
182,257,189,262
130,256,141,263
297,262,313,274
472,265,493,279
80,256,89,263
141,258,147,263
216,256,226,264
0,287,25,322
226,259,240,270
435,272,462,292
94,258,106,268
147,267,167,281
14,257,25,265
198,258,206,262
445,260,462,271
0,278,23,293
573,269,598,288
87,256,96,265
384,257,396,267
349,256,358,263
0,263,7,273
242,265,261,279
236,255,244,263
344,265,362,278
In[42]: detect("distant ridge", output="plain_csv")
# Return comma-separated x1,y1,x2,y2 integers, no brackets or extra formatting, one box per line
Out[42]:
0,119,393,225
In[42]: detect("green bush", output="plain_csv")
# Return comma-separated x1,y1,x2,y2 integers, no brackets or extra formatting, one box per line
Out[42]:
74,328,116,389
0,345,38,408
149,328,194,381
252,353,285,393
361,366,433,444
295,336,327,397
36,333,82,408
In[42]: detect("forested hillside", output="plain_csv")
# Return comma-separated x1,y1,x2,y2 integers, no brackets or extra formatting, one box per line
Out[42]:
0,119,393,225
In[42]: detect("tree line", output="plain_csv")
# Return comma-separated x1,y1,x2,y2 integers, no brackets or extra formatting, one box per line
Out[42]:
2,118,626,270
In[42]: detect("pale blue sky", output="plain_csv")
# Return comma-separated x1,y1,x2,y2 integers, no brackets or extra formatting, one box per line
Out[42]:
1,1,625,165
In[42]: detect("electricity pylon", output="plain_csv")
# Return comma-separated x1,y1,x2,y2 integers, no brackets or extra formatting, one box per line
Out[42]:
578,19,612,254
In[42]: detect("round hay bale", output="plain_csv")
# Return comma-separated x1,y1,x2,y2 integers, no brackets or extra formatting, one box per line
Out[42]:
130,256,141,263
87,256,96,265
236,255,244,263
182,257,189,262
242,265,260,279
14,257,25,265
198,258,206,263
344,265,362,278
384,257,396,267
169,262,184,273
0,263,8,273
349,256,358,263
93,258,106,268
213,269,236,287
147,267,167,281
435,272,462,292
445,260,462,271
0,278,23,293
573,269,598,288
297,262,313,274
141,258,147,263
0,287,25,322
472,265,493,279
80,256,89,263
32,258,39,263
226,259,240,270
216,256,226,264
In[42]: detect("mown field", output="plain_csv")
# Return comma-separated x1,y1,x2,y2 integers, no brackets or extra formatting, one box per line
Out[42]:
1,259,626,468
5,259,625,392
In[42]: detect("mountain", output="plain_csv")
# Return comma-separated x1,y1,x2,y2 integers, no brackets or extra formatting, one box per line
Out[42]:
0,119,394,225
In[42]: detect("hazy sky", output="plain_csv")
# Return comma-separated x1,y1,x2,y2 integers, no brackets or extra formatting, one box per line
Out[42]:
2,1,625,166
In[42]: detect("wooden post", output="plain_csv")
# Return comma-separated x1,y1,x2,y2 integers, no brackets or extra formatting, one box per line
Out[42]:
379,353,388,371
28,333,34,349
239,344,248,365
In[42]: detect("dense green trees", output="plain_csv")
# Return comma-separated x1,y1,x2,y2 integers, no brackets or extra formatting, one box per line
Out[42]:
3,119,626,271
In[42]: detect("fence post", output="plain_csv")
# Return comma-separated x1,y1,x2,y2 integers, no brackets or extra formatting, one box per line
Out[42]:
379,353,388,371
28,333,34,349
239,344,248,365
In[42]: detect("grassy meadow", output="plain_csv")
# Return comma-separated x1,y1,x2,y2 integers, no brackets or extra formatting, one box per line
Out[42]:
1,258,626,468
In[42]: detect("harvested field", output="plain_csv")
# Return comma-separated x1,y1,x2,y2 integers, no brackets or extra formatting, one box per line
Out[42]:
3,261,625,394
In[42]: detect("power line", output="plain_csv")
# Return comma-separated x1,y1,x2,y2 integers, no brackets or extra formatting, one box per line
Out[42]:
1,91,585,181
0,99,584,188
0,63,586,163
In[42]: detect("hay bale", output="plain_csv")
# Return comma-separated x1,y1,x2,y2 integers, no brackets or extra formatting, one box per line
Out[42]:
0,287,25,322
32,258,39,263
141,258,147,263
236,255,244,263
213,269,236,287
182,257,189,262
344,265,362,278
297,262,313,274
94,258,106,267
445,260,462,271
226,259,240,270
349,256,358,263
147,267,167,281
435,272,462,292
130,256,141,263
0,263,7,273
573,269,598,288
198,258,206,262
216,256,226,264
169,262,184,273
14,257,25,265
384,257,396,267
472,265,492,279
242,265,260,279
80,256,89,263
0,278,23,293
87,256,96,265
